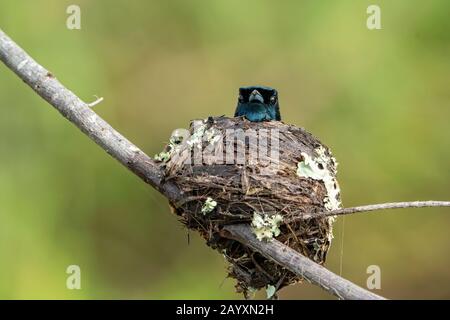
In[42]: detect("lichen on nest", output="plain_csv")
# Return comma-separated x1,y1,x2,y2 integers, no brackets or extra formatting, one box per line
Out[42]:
156,116,342,297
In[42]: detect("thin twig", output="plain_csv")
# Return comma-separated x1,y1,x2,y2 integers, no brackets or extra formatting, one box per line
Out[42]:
87,96,104,108
286,201,450,224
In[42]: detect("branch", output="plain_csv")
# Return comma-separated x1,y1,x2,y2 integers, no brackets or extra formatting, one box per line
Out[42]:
286,201,450,223
0,28,386,300
0,29,180,202
223,224,385,300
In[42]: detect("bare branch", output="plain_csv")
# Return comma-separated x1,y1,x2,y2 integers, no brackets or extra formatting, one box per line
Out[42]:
286,201,450,224
0,28,387,300
0,28,180,202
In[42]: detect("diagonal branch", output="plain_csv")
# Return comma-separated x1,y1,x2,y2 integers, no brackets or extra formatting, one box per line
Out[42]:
0,29,180,202
0,28,396,300
223,224,385,300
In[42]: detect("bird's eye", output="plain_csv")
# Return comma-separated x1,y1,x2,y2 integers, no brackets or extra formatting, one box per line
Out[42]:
270,95,277,103
238,94,244,102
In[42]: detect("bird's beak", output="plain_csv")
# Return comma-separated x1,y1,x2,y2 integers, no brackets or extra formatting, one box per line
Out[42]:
249,89,264,103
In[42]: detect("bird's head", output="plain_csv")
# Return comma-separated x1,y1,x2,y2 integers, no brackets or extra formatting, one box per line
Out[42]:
235,86,281,121
238,86,278,106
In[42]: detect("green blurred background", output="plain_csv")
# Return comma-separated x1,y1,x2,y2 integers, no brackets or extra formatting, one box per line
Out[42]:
0,0,449,299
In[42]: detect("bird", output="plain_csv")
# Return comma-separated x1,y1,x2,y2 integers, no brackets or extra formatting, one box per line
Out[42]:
234,86,281,122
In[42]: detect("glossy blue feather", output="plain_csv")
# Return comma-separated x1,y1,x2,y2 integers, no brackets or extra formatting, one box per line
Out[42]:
234,86,281,122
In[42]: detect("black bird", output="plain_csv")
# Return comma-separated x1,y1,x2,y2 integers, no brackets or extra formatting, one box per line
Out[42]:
234,86,281,122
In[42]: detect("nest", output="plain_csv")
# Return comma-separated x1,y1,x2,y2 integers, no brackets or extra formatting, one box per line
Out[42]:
157,116,341,297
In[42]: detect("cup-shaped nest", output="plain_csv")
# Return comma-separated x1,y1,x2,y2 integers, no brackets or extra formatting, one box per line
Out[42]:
156,116,341,297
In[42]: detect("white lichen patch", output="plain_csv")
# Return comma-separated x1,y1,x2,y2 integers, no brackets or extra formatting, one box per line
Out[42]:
186,120,207,149
296,152,327,181
296,145,341,242
251,212,283,241
296,146,341,211
201,197,217,215
186,119,221,150
169,128,189,146
266,285,276,299
154,128,189,163
154,151,171,162
204,127,221,144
